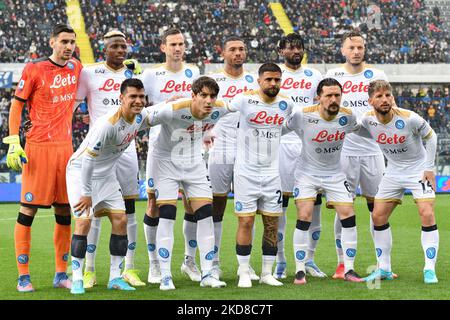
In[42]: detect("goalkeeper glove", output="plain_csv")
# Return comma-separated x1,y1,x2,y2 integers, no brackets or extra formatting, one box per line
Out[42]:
2,135,28,171
123,59,143,75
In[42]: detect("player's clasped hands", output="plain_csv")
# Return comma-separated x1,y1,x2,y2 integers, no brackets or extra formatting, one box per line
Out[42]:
74,196,92,217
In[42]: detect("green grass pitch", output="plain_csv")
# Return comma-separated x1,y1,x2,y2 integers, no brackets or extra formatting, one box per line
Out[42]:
0,195,449,300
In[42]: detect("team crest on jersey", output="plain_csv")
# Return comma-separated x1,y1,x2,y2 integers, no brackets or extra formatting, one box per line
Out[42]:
211,111,220,120
395,119,405,129
18,79,25,90
304,69,313,77
364,70,373,79
67,62,74,70
339,116,348,126
185,69,193,78
24,192,33,202
293,187,299,197
148,178,154,188
279,101,288,111
124,69,133,79
235,201,243,211
245,75,254,83
136,114,142,124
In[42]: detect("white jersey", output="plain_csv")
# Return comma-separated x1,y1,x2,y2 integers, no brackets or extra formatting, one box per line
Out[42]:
76,61,137,152
284,104,359,176
209,69,258,152
360,108,435,176
229,90,293,176
150,98,229,166
68,108,152,179
279,64,322,144
326,64,387,156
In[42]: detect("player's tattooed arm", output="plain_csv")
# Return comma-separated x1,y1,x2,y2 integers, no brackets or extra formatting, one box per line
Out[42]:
262,215,279,247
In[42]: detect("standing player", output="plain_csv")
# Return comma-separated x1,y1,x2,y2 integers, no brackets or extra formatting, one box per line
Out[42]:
284,78,364,284
3,24,82,292
75,30,145,288
360,80,439,284
149,76,228,290
141,28,201,284
275,33,325,279
230,63,292,288
67,79,149,294
207,36,259,280
325,31,388,279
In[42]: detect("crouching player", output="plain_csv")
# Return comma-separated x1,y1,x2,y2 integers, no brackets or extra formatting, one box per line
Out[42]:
66,79,151,294
361,80,439,284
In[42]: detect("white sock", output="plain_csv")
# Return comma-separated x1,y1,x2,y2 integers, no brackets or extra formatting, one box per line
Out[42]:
71,256,84,282
125,213,137,270
109,255,123,281
85,216,101,272
421,227,439,271
276,207,287,263
307,205,321,261
143,220,158,263
183,215,197,259
374,226,392,272
197,216,215,276
157,218,175,278
341,226,357,273
213,221,223,264
262,255,276,276
293,227,308,273
237,254,251,274
334,213,343,264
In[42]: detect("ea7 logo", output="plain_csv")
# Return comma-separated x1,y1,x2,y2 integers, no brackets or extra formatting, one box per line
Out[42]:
308,119,319,124
156,71,166,76
335,72,344,76
215,77,226,82
95,68,105,74
248,99,259,105
369,121,378,126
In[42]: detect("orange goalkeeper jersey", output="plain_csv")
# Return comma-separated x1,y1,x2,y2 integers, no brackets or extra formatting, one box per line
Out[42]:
14,57,83,143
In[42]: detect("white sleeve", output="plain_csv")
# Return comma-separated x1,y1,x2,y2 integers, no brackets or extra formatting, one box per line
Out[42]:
411,112,436,171
282,110,301,135
424,131,437,171
354,118,373,138
76,68,89,101
148,102,173,126
227,94,242,112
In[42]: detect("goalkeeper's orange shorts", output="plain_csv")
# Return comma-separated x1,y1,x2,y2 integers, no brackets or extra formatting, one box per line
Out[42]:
20,141,73,208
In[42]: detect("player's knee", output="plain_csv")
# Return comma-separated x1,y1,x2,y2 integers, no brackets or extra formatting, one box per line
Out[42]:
110,234,128,256
239,217,254,231
124,199,135,215
195,204,213,221
143,214,159,226
71,234,87,259
159,205,177,220
340,215,356,228
17,212,34,227
55,214,71,225
282,195,289,208
419,206,435,223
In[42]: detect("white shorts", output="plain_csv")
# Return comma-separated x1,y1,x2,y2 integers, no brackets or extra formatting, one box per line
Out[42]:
375,174,436,204
341,154,385,200
293,172,354,208
145,133,158,194
208,162,234,196
233,173,282,217
152,158,212,206
66,166,125,219
279,143,301,195
116,150,139,199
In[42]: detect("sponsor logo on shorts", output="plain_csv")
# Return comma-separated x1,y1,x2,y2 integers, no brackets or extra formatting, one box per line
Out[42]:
279,101,288,111
339,116,348,126
395,119,405,129
128,242,136,250
304,69,313,77
336,239,342,249
148,178,154,188
235,201,243,211
185,69,193,78
426,247,436,259
376,248,382,257
293,188,300,197
364,70,373,79
205,250,215,260
93,142,101,151
24,192,33,202
67,62,75,70
245,75,254,83
18,254,29,264
147,244,156,252
87,244,97,253
159,248,170,259
296,250,306,260
188,240,197,248
124,69,133,79
211,110,220,120
136,114,142,124
346,248,357,258
312,231,321,241
72,260,80,270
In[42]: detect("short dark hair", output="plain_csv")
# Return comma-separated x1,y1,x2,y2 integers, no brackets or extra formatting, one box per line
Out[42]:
222,36,245,49
317,78,343,95
161,28,183,44
258,62,282,76
51,23,75,38
192,76,220,96
342,31,364,44
120,78,144,94
278,33,304,50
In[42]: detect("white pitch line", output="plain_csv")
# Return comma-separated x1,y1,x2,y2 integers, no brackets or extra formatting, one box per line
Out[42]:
0,214,55,221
